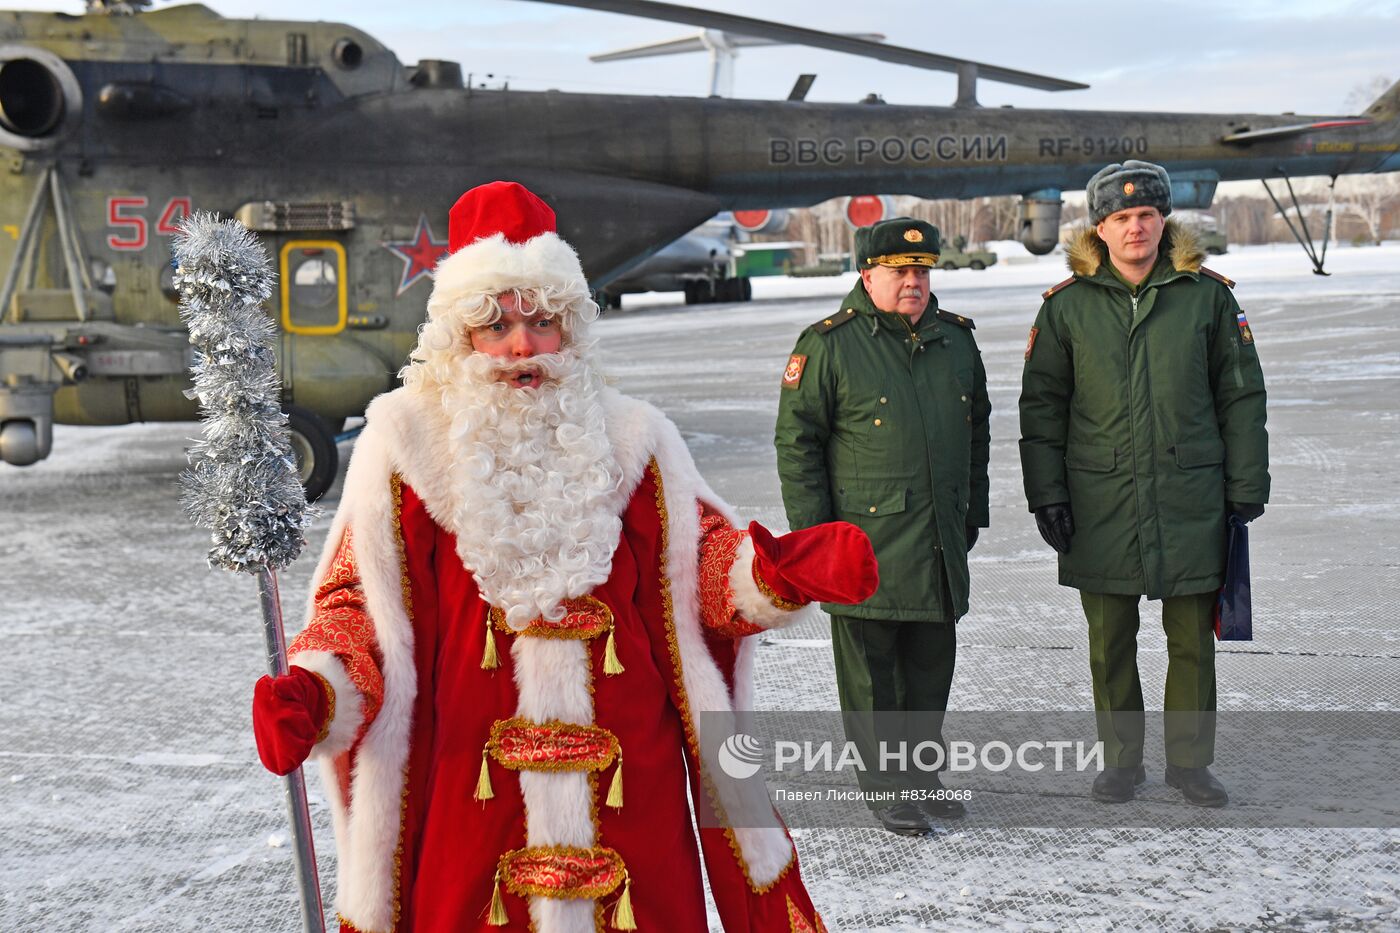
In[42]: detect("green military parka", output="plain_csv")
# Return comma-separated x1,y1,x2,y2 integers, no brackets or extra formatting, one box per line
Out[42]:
775,281,991,622
1019,221,1270,598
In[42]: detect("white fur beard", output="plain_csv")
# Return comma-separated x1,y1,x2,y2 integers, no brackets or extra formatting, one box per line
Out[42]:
437,349,625,627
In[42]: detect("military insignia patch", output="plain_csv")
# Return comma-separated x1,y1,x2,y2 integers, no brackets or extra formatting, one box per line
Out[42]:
1237,310,1254,345
1025,326,1039,361
903,228,924,243
782,354,808,389
1123,181,1136,195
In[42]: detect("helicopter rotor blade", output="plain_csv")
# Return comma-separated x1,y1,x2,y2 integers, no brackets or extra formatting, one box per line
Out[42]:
523,0,1088,92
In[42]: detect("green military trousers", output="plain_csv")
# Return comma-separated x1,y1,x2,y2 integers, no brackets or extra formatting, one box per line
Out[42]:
830,617,956,808
1081,591,1218,769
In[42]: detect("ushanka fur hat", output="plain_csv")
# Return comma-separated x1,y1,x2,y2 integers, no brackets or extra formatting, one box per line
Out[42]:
1086,160,1173,224
425,181,591,325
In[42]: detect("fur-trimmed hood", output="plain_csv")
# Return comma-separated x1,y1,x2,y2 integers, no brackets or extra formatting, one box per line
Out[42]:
1066,218,1204,279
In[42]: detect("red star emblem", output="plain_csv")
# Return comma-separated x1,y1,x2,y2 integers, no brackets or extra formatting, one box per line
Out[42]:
381,214,448,297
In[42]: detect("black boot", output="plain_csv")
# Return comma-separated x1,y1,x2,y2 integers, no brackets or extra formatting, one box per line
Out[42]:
1165,765,1228,807
1091,763,1147,803
873,802,932,836
918,777,967,821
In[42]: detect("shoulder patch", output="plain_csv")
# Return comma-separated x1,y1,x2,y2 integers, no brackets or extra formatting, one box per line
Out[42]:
811,307,859,333
1200,267,1236,289
935,308,975,329
781,353,808,389
1042,276,1077,300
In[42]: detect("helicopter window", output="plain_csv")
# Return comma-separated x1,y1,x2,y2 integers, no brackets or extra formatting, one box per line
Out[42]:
280,241,347,335
293,256,337,308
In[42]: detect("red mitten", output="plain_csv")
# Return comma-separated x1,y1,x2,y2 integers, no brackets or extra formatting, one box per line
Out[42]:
749,520,879,606
252,667,331,776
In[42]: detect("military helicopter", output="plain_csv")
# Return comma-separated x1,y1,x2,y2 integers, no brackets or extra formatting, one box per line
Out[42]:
2,0,1397,499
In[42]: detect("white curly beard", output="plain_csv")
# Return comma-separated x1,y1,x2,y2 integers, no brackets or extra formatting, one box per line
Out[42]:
434,348,625,628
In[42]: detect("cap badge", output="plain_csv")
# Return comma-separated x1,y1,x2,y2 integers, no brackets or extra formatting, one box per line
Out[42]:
1123,181,1136,195
903,229,924,243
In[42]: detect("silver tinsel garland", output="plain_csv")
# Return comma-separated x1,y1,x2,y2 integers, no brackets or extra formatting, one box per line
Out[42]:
174,213,311,573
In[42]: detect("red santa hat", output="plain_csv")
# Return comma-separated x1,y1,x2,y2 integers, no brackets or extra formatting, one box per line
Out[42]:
426,181,591,327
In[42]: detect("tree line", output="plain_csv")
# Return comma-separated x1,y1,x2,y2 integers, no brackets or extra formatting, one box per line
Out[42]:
765,176,1399,263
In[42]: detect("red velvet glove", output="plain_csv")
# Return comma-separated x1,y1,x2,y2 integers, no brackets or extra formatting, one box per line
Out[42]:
252,667,331,776
749,520,879,606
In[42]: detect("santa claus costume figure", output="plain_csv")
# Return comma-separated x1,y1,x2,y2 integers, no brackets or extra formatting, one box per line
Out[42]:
251,181,878,933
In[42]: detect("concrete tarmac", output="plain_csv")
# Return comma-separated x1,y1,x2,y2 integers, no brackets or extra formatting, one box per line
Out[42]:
2,243,1397,930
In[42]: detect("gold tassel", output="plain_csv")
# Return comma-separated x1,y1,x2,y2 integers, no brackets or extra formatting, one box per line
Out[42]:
611,871,637,930
487,869,510,926
603,624,625,676
606,754,624,810
474,750,494,802
481,624,500,670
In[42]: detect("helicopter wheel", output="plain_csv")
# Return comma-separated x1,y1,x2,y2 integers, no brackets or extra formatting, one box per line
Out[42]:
285,404,339,502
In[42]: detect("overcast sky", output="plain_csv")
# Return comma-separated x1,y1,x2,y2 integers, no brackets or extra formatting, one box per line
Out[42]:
13,0,1399,113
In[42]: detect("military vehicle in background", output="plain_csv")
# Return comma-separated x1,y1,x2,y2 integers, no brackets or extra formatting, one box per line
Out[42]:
598,217,741,307
1174,210,1229,255
3,0,1397,499
937,235,998,270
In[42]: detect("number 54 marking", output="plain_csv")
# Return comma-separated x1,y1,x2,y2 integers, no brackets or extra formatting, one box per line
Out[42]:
106,196,192,251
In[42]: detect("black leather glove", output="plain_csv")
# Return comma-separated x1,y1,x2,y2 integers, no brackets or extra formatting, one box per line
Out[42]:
1033,503,1074,554
965,525,980,551
1229,502,1265,523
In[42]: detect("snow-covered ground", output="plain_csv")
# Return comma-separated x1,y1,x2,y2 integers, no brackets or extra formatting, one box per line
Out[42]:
2,240,1398,931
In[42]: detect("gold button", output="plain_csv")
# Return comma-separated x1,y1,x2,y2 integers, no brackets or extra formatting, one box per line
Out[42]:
823,319,832,325
869,506,877,513
966,415,972,423
879,396,888,404
846,309,854,314
874,418,882,426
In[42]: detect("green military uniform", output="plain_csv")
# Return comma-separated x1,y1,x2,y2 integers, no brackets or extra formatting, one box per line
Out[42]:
775,218,990,801
1019,219,1270,767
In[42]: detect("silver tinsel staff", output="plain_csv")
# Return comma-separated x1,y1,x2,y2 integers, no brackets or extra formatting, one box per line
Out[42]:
173,213,325,933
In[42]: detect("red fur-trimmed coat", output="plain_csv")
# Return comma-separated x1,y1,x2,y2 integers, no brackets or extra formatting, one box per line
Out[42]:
288,386,825,933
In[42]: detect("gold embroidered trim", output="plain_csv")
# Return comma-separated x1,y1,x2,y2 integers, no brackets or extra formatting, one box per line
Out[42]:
752,564,804,612
865,251,938,267
307,669,336,745
498,844,627,899
487,717,620,772
389,473,414,932
489,594,614,640
787,894,822,932
649,460,795,894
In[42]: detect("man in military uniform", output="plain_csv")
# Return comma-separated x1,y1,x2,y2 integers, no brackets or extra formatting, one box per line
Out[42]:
775,217,990,836
1019,161,1269,807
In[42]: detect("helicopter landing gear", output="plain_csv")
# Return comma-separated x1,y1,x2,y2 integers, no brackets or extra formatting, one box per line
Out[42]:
683,275,751,305
1262,171,1334,276
284,404,339,502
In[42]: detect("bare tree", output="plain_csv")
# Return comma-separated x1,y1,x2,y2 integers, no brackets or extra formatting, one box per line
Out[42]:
1345,75,1393,114
1333,174,1400,245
